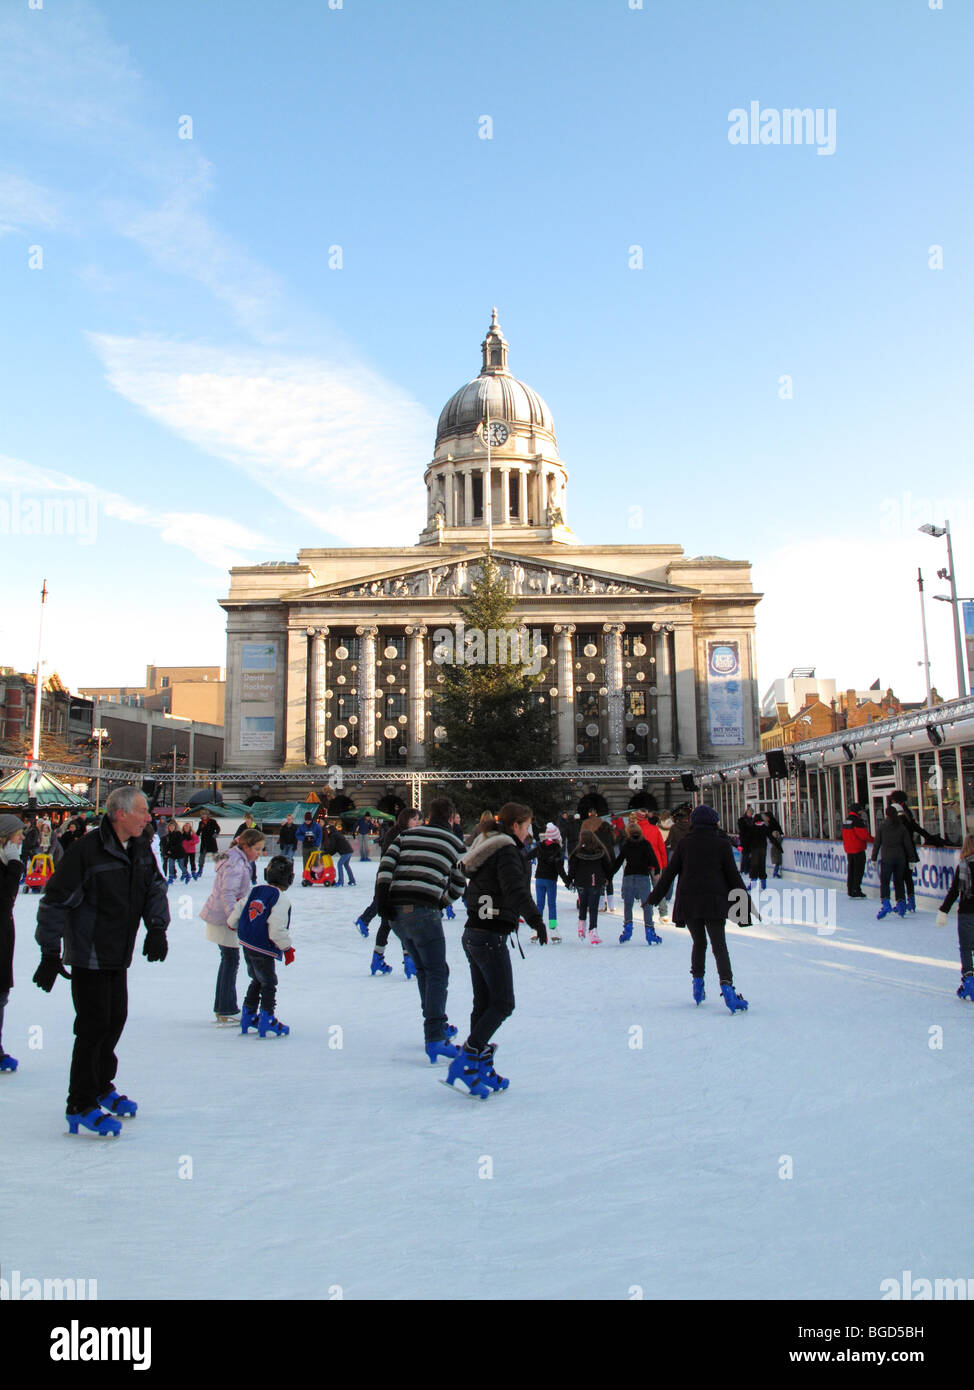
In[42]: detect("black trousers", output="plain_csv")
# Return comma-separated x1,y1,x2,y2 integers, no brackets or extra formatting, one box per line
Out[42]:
462,927,515,1051
68,966,128,1114
846,850,866,895
686,919,733,985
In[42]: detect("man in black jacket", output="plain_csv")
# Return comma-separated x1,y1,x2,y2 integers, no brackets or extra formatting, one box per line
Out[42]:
34,787,169,1137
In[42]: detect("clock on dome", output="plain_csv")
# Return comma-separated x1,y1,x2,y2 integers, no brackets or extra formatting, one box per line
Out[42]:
482,420,509,447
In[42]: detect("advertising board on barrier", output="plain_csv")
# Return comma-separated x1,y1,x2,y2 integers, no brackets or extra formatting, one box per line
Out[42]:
782,839,959,901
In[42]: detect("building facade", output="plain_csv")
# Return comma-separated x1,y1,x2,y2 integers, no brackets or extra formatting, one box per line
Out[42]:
220,314,762,792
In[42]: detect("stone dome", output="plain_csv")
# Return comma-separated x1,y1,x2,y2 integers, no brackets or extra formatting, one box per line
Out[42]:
434,310,556,448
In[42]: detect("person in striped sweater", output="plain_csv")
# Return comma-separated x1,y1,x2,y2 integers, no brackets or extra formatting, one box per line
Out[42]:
373,797,467,1064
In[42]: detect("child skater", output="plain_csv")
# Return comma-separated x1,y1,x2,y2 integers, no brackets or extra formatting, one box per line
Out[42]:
228,854,295,1038
181,822,200,882
937,834,974,1002
0,815,25,1072
567,829,613,944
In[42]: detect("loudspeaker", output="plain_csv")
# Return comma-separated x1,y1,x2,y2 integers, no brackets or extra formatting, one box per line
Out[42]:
680,773,697,792
766,749,788,779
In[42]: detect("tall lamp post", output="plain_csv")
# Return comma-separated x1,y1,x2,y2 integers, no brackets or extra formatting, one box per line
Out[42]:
91,728,109,814
919,521,967,698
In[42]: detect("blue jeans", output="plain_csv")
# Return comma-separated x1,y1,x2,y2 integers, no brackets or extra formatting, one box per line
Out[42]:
621,874,652,927
242,948,278,1016
393,907,449,1043
535,878,558,920
279,844,296,863
336,853,356,886
214,945,239,1015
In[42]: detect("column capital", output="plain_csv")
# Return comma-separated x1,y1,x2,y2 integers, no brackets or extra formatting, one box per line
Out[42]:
355,625,379,638
602,622,626,635
404,624,428,637
553,623,577,635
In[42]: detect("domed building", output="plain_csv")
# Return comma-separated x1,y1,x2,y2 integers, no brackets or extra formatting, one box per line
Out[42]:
220,312,762,799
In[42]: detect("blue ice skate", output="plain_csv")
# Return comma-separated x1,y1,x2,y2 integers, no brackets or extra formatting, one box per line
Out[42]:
906,898,917,913
258,1010,289,1037
876,898,893,919
443,1023,458,1040
0,1053,18,1072
645,925,662,945
403,952,417,980
957,975,974,1002
241,1006,260,1033
425,1038,460,1064
720,983,748,1013
98,1088,137,1117
619,923,633,943
67,1108,121,1137
444,903,456,920
444,1046,491,1099
893,901,908,918
370,951,392,975
180,871,191,884
355,917,370,938
478,1043,509,1092
692,977,705,1006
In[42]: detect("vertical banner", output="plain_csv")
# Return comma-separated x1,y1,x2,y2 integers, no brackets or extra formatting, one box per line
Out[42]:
707,640,744,746
965,602,974,695
240,643,277,751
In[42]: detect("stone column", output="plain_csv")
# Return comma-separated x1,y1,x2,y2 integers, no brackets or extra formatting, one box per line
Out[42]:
311,628,329,764
653,624,675,760
604,623,626,766
499,467,510,524
405,625,428,767
464,469,473,528
356,625,378,767
518,468,528,525
285,625,310,766
554,623,576,764
672,622,698,760
445,470,455,527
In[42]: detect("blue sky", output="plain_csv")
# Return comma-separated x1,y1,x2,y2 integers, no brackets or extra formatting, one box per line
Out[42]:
1,0,972,703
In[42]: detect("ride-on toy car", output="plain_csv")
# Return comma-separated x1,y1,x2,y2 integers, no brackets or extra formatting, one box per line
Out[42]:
24,853,55,893
302,850,337,886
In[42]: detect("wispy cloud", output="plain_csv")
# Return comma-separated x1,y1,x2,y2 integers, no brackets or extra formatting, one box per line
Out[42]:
89,335,431,545
0,172,60,236
0,454,267,570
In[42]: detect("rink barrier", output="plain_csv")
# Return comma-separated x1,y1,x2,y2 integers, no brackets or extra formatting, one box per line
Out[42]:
780,839,958,900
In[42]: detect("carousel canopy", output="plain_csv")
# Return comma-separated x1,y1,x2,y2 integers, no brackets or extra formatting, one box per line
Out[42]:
0,769,93,810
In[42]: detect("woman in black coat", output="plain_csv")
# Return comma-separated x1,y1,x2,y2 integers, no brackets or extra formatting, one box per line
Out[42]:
448,803,547,1097
870,807,917,918
649,805,750,1012
747,814,771,889
0,814,26,1071
567,830,614,943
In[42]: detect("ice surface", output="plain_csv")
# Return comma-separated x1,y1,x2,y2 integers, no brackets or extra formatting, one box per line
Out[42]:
2,863,970,1301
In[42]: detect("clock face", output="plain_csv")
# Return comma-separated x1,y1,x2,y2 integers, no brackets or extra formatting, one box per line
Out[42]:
483,421,509,446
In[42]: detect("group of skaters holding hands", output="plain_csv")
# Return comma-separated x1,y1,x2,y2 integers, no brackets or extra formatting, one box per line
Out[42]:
1,783,972,1124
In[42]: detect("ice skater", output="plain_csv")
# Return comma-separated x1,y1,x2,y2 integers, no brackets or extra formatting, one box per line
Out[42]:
612,822,661,944
447,804,547,1098
648,804,751,1012
229,855,295,1037
567,830,613,943
936,834,974,1002
0,815,26,1073
527,822,568,942
870,806,916,919
200,828,266,1023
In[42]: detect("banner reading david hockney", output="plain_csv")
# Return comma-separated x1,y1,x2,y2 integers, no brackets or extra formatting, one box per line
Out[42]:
707,640,744,746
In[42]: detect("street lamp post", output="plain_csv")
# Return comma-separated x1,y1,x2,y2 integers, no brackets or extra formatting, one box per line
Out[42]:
91,728,109,814
919,521,968,699
917,569,933,708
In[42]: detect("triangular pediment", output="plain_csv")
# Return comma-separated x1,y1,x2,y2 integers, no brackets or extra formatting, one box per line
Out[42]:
286,550,696,602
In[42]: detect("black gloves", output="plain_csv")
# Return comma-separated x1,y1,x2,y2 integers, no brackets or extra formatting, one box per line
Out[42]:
534,921,548,945
33,954,71,992
143,927,168,962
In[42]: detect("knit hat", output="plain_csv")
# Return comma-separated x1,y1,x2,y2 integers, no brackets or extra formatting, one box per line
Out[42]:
690,805,720,827
0,814,25,839
542,822,562,843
